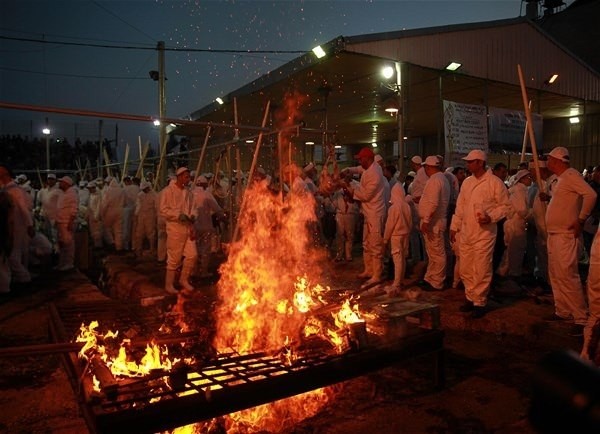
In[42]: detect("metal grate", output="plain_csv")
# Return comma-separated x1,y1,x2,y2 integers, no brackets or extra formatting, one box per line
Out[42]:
49,299,444,434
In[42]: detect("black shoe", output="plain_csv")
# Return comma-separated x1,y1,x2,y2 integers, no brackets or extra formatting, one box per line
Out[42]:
543,313,571,322
471,306,487,319
417,280,442,292
459,301,474,312
568,324,584,337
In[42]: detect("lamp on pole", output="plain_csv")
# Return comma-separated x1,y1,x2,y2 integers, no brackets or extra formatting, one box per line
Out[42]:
42,117,51,171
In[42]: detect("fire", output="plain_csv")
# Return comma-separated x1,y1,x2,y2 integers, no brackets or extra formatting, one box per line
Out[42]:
76,322,177,378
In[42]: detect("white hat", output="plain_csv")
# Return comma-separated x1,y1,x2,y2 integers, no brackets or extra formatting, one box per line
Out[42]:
445,167,454,173
140,181,151,190
407,171,417,177
196,175,208,185
303,162,315,173
374,154,383,163
205,172,214,178
515,169,531,182
47,173,56,179
411,156,422,165
462,149,487,161
176,167,190,176
547,146,569,163
190,170,196,178
16,174,27,182
529,160,547,169
422,155,441,167
87,181,97,188
58,176,74,186
79,181,87,187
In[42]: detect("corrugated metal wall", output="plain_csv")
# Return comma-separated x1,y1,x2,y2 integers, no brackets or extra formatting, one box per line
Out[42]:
345,21,600,102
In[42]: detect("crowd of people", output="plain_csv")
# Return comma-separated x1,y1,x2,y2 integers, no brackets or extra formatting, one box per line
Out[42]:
1,143,599,357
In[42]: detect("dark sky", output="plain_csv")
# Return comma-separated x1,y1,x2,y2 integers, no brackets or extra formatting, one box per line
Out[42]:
0,0,543,155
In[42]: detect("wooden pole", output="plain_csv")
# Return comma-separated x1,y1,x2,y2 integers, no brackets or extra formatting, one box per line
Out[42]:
120,143,130,183
103,147,112,178
517,65,545,193
194,126,212,179
135,142,150,179
232,100,271,243
520,100,532,164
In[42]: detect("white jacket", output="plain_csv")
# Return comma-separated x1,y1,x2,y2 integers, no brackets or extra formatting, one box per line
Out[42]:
383,183,412,242
56,186,78,225
352,162,386,220
450,169,510,244
419,171,450,230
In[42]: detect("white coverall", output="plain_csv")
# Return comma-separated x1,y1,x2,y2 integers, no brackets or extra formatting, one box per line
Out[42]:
450,169,510,307
4,182,33,283
528,176,556,281
37,184,61,245
546,168,596,325
192,187,225,277
87,190,103,248
584,225,600,357
332,189,359,261
100,179,124,250
418,171,451,289
159,181,197,290
55,185,78,270
352,162,387,282
122,184,139,250
499,181,530,277
133,189,157,257
156,188,167,262
383,184,412,290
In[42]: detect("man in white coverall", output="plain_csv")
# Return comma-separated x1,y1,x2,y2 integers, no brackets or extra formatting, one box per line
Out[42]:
450,150,510,318
122,176,139,251
160,167,197,293
346,147,387,286
86,182,103,248
544,146,596,336
55,176,78,271
193,175,225,278
101,177,124,251
133,181,157,259
418,156,451,291
498,169,532,278
37,173,60,248
0,165,34,284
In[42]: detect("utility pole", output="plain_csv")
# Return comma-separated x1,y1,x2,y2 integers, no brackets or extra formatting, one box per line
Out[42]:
158,41,167,185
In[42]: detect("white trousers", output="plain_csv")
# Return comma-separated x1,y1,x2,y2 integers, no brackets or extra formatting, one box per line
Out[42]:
460,237,495,307
423,227,447,289
547,233,588,325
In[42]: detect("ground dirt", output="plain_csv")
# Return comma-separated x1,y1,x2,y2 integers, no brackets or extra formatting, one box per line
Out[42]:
0,249,588,434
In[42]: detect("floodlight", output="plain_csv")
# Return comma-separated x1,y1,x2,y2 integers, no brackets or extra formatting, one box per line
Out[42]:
445,62,462,71
312,45,326,59
569,117,580,124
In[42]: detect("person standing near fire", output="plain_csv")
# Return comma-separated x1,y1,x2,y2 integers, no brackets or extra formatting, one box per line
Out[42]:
346,147,387,287
418,156,451,291
55,176,78,271
100,177,125,252
544,146,596,336
160,167,197,293
36,173,60,250
450,150,510,319
86,182,103,249
133,181,157,259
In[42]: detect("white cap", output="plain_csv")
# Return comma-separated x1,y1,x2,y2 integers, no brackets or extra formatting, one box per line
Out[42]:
47,173,56,179
422,155,441,167
407,171,416,177
462,149,487,161
445,167,454,173
79,181,87,187
87,181,97,188
58,176,74,186
205,172,214,178
374,154,383,163
196,175,208,185
303,162,315,172
547,146,569,163
16,174,27,182
514,169,531,182
140,181,151,190
411,156,422,165
176,167,190,176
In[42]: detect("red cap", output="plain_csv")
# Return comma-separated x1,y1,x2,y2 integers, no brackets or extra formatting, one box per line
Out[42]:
354,147,374,160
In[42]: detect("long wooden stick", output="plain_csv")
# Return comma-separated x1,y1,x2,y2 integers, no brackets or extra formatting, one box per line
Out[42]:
135,142,150,179
120,143,130,183
520,100,532,163
194,126,212,178
103,148,112,178
232,100,271,243
517,65,544,193
153,134,168,190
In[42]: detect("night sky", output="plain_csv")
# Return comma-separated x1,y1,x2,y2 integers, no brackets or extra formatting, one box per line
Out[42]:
1,0,546,154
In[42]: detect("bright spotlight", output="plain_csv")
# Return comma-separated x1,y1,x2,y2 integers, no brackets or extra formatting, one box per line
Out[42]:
382,66,394,79
445,62,462,71
215,97,224,105
153,120,161,126
569,117,580,124
312,45,326,59
371,142,378,148
42,127,50,135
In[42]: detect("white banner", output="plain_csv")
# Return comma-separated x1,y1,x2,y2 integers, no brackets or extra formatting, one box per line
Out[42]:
443,100,488,168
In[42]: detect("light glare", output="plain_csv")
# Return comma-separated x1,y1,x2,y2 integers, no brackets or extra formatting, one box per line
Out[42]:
312,46,326,59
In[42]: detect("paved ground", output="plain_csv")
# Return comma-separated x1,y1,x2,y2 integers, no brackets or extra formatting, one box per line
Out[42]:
0,249,590,433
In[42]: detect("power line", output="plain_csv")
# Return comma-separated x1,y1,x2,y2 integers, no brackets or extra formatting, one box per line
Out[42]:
0,66,148,80
90,0,156,43
0,35,308,54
